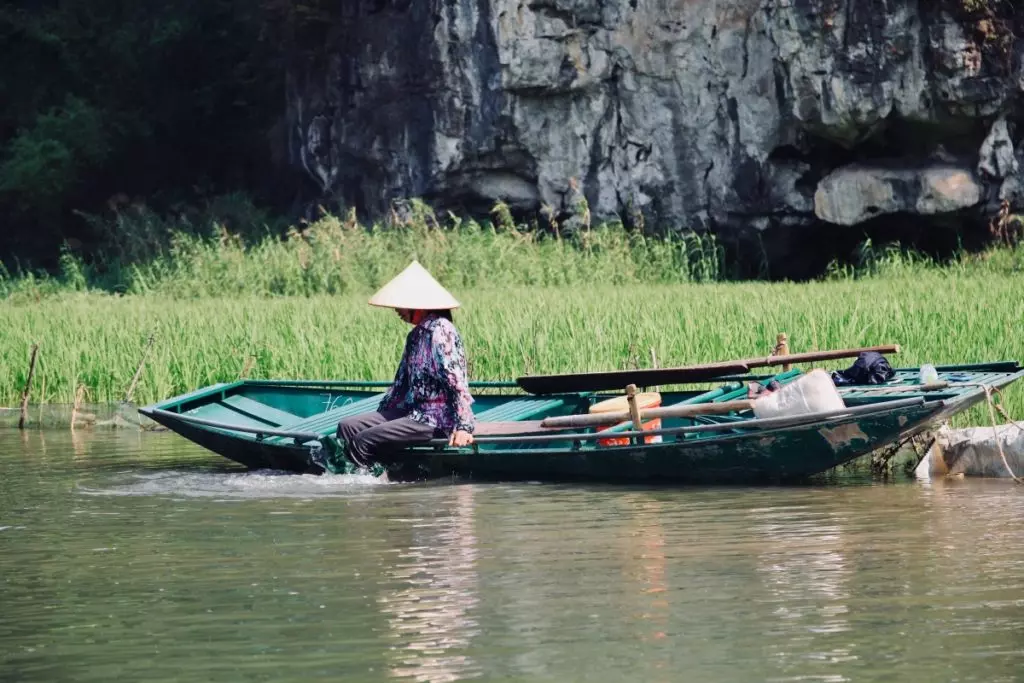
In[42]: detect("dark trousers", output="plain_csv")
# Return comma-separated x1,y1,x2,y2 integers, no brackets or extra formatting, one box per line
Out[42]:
336,409,436,466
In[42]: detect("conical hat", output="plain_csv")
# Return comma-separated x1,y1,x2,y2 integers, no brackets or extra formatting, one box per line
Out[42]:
368,261,461,310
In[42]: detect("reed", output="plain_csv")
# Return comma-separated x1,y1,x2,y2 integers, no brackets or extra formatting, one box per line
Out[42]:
0,208,725,301
1,272,1021,422
2,205,1022,422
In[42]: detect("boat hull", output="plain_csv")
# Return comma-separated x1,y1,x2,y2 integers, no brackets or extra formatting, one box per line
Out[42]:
377,401,945,484
144,397,943,483
143,411,323,474
140,363,1024,484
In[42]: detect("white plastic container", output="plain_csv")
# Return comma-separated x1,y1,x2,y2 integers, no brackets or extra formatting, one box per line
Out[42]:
752,369,846,420
918,364,939,384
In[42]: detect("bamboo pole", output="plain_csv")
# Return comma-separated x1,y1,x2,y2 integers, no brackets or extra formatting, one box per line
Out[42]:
625,384,643,432
123,334,155,404
18,344,39,430
745,344,900,369
776,333,791,371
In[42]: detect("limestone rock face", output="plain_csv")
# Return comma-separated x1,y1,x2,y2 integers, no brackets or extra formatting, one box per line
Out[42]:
284,0,1023,264
978,118,1019,179
815,165,983,226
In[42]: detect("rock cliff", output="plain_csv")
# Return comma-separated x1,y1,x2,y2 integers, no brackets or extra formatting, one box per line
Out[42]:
284,0,1023,275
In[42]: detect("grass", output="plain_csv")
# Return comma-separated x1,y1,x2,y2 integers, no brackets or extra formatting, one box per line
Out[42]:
1,205,1022,425
1,273,1022,424
1,202,725,300
4,200,1022,302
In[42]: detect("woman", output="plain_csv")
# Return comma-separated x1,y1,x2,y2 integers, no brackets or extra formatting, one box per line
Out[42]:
335,261,475,469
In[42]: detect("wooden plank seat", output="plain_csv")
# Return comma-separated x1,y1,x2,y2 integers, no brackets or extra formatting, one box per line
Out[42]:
222,394,301,427
187,406,292,433
474,396,571,423
262,392,387,444
469,396,574,436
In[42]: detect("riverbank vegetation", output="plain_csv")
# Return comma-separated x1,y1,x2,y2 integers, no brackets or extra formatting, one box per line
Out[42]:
0,2,284,268
4,201,1023,301
2,205,1022,423
1,202,726,300
2,262,1022,423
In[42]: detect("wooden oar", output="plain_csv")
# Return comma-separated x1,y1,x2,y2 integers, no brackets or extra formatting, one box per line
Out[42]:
516,344,901,395
516,362,750,395
473,421,570,436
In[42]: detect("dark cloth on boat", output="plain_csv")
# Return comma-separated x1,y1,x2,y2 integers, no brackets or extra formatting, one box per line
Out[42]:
336,409,438,468
831,351,896,386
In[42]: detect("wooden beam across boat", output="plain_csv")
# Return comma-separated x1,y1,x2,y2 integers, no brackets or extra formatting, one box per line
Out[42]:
438,396,929,444
540,399,756,430
515,344,901,395
473,399,756,435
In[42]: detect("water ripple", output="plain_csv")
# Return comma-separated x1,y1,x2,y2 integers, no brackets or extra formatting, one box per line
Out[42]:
1,431,1023,683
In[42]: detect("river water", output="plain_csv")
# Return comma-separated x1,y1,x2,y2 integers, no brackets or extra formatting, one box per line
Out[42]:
1,430,1022,682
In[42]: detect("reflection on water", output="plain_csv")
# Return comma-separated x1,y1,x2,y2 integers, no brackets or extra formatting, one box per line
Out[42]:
1,430,1023,683
379,486,480,682
755,506,852,626
754,506,855,680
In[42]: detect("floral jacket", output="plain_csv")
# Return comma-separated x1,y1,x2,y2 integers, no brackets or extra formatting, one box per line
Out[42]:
379,313,475,435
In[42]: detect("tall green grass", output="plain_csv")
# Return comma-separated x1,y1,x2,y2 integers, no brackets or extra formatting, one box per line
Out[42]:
2,204,1023,424
0,204,726,300
2,274,1022,422
5,203,1023,303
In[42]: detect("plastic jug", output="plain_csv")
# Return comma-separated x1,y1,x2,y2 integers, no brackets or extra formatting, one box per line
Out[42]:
919,364,939,384
752,369,846,420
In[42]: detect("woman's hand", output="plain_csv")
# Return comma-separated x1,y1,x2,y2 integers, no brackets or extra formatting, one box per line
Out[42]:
449,430,474,447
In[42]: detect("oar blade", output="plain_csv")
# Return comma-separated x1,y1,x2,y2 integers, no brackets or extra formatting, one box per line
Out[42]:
516,363,750,395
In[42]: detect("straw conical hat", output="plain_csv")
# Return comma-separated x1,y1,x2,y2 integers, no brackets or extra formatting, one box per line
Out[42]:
368,261,461,310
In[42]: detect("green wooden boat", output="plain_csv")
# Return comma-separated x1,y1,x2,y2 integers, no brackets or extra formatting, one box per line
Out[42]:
139,361,1023,484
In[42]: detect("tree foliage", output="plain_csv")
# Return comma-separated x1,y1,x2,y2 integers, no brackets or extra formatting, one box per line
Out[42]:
0,1,284,267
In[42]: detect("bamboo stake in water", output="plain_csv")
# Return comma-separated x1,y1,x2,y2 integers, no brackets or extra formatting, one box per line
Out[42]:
123,334,155,404
38,372,45,426
239,354,256,380
19,344,39,430
71,384,85,433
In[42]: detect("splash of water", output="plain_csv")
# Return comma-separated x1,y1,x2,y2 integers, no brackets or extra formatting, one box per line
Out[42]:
78,468,389,500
